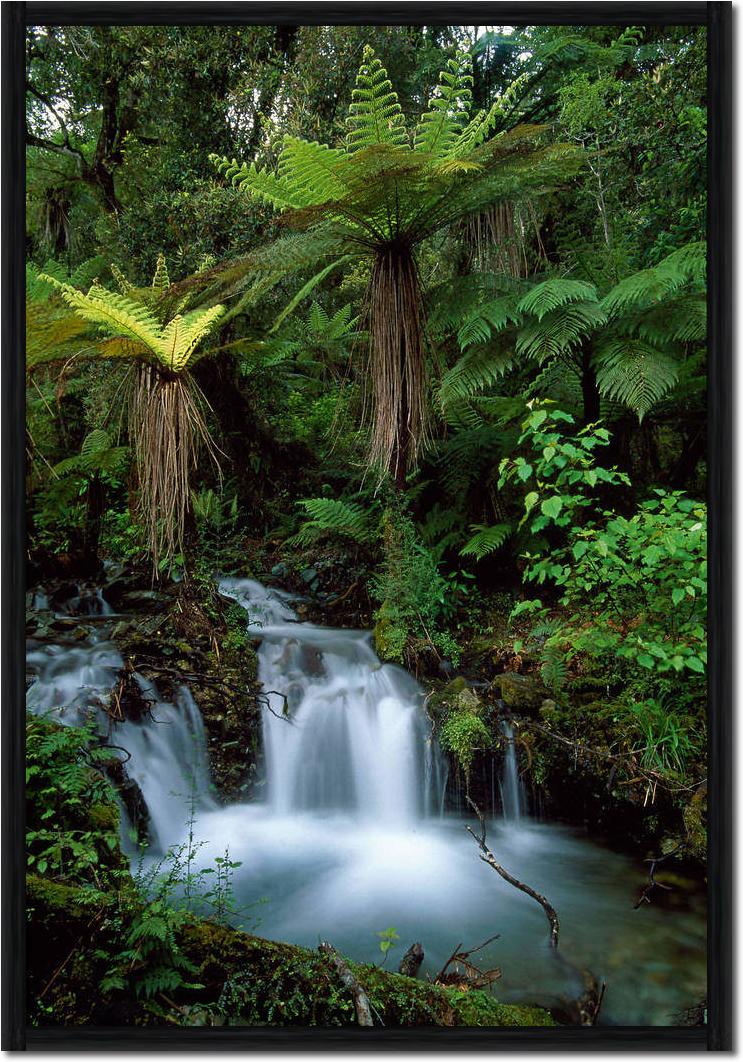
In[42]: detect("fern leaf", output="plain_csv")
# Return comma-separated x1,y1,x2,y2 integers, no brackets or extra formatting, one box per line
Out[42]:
516,301,606,362
415,52,474,158
456,295,522,350
594,337,679,420
151,253,170,296
346,46,407,151
40,277,164,359
439,346,514,407
288,497,378,547
517,278,598,321
460,523,512,560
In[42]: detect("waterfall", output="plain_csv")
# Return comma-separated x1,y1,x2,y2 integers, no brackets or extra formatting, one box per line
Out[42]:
219,578,443,825
498,718,526,824
26,595,214,851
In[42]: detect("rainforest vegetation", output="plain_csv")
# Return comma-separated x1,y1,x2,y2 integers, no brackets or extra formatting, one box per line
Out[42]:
25,22,707,1030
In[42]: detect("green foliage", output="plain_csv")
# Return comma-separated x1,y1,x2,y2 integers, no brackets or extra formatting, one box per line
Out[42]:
505,406,706,712
376,926,400,962
26,715,123,888
372,508,461,665
289,497,380,547
440,708,492,779
460,523,512,561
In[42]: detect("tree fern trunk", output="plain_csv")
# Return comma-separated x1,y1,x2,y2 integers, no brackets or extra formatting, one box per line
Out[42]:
367,243,428,488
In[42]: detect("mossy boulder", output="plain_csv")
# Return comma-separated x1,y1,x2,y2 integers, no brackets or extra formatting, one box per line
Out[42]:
496,672,546,713
426,677,483,724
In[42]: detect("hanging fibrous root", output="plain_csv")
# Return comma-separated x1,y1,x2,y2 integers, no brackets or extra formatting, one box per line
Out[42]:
129,362,222,575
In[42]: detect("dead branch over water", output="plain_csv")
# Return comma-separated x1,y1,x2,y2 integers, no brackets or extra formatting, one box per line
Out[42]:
465,795,560,949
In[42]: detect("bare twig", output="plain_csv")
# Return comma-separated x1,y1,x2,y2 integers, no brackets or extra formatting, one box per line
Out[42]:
466,796,560,949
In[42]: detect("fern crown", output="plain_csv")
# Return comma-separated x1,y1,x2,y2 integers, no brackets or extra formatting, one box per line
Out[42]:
38,255,225,374
210,48,581,251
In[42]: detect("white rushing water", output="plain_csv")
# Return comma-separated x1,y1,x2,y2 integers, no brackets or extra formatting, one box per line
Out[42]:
26,598,214,850
219,577,443,825
25,579,707,1025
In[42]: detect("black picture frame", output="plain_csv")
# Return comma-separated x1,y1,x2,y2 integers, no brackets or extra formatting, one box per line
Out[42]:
2,1,732,1050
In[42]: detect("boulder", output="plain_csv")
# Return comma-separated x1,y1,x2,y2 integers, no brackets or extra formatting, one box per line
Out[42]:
497,672,545,713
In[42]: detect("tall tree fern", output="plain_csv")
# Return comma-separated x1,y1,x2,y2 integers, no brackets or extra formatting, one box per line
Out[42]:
212,46,581,486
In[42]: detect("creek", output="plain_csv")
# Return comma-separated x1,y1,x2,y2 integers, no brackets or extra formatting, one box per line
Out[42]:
26,578,706,1026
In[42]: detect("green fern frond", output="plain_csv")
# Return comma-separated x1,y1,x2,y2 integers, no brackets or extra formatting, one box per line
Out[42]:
601,243,706,318
517,278,598,320
151,253,170,296
460,523,512,560
415,51,474,158
456,295,522,349
40,275,225,373
288,497,379,547
40,276,165,357
594,337,679,420
346,46,407,151
53,429,129,478
439,346,515,408
516,300,606,362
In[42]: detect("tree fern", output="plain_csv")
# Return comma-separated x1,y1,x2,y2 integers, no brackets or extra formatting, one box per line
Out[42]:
211,45,581,484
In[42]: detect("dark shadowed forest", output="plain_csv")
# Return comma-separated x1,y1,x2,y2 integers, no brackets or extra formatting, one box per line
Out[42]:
25,21,707,1030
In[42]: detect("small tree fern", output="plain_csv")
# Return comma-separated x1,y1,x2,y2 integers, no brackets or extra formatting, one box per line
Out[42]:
38,256,225,572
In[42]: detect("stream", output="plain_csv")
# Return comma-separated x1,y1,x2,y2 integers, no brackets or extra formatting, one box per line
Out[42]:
26,578,706,1026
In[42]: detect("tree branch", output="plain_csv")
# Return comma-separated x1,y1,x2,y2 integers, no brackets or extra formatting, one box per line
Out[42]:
465,795,560,949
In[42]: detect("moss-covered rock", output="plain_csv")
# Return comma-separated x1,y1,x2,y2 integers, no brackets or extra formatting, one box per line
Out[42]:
496,671,546,713
27,872,554,1029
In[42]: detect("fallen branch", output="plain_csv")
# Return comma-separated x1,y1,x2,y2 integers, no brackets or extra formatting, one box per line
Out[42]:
466,796,559,949
318,941,373,1027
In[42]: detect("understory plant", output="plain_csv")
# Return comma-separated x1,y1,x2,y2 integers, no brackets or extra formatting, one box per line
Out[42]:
503,402,707,698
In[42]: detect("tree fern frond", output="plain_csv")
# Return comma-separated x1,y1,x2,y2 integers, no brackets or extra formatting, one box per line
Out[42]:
346,46,407,152
517,278,598,320
516,300,606,361
456,295,522,349
594,337,679,420
415,51,474,158
439,345,515,407
460,523,512,560
151,253,170,296
40,276,164,358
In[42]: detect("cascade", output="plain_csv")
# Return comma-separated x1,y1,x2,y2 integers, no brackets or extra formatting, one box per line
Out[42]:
218,578,442,825
498,717,526,824
24,578,707,1024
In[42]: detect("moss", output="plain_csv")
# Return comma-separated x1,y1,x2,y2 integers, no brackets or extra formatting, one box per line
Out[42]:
88,801,120,832
497,672,546,712
28,865,555,1029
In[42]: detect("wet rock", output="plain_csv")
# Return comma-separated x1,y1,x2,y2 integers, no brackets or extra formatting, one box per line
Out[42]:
426,677,483,723
497,672,545,713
